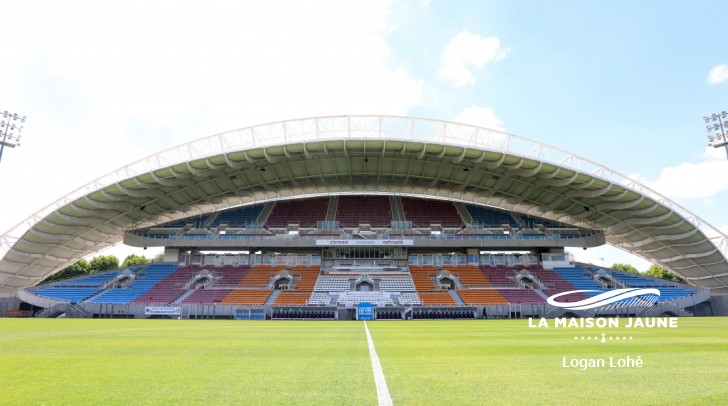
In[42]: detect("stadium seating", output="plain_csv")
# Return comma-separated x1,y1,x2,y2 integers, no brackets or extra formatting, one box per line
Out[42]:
378,276,416,292
610,271,677,288
480,267,519,287
376,309,403,319
336,196,391,227
314,276,352,292
272,308,335,319
239,265,284,287
210,205,264,227
133,267,201,304
401,197,463,227
417,292,457,306
458,290,509,305
519,214,568,229
34,288,103,304
273,291,312,305
53,271,118,288
291,265,320,291
655,288,695,302
413,308,475,319
88,264,178,304
527,266,591,302
29,259,701,314
266,197,329,227
409,266,437,291
159,214,211,229
552,267,604,291
497,289,546,304
214,266,252,286
398,292,422,305
308,292,333,305
181,289,234,304
337,291,394,307
465,205,519,227
444,265,490,286
221,290,273,305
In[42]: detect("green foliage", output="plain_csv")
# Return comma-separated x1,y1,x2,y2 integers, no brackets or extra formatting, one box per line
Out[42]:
88,255,119,273
644,264,687,284
121,254,151,268
40,255,120,284
611,263,640,274
41,259,90,283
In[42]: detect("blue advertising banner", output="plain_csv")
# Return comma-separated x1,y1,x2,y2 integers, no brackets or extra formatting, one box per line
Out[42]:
357,302,374,321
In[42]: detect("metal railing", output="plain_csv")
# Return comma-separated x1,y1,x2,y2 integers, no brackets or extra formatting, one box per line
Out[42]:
127,230,603,242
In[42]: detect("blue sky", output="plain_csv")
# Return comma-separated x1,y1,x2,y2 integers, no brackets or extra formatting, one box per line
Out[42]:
1,0,727,270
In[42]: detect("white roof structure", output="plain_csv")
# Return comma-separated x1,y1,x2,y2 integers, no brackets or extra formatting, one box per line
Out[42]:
1,115,727,293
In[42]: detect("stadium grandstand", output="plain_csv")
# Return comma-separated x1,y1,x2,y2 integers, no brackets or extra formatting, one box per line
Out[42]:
0,115,726,319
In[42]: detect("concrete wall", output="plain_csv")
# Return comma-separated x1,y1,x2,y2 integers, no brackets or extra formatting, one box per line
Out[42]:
709,295,728,316
0,296,21,315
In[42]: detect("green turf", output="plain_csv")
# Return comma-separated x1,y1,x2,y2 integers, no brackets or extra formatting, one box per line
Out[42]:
0,320,376,405
367,317,728,405
0,317,727,405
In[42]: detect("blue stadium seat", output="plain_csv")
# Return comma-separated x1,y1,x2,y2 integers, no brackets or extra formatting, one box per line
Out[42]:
87,264,178,304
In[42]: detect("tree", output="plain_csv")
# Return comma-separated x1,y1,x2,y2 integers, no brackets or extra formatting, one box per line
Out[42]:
88,255,120,274
611,263,640,274
644,265,687,284
121,254,151,268
39,255,120,284
41,259,91,283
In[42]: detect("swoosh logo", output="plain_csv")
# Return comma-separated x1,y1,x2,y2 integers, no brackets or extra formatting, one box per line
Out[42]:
547,288,660,310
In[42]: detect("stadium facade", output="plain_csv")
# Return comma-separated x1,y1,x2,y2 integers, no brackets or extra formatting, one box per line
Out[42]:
1,116,726,318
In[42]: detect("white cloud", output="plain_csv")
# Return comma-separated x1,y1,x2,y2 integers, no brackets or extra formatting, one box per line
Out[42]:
707,64,728,85
629,147,728,200
0,0,426,236
439,30,509,86
452,105,505,131
6,1,423,131
568,246,652,272
704,144,728,161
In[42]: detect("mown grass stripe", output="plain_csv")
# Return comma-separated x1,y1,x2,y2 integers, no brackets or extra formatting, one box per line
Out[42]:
364,321,392,406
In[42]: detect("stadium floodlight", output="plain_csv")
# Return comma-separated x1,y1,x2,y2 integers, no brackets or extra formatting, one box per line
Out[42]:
0,110,26,165
703,110,728,160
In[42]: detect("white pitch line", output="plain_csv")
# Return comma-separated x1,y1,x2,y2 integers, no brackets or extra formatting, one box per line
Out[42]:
364,321,393,406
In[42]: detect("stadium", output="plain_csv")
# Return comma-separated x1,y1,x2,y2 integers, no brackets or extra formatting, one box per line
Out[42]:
1,115,726,320
2,115,728,404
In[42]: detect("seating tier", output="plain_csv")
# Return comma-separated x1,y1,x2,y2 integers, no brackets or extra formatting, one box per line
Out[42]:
401,197,463,227
336,196,391,227
418,292,456,306
221,290,272,305
274,291,312,306
458,290,509,305
266,198,329,227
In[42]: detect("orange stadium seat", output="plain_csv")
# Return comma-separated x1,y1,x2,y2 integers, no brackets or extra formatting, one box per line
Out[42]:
418,292,457,306
273,291,312,306
221,290,272,305
457,290,509,305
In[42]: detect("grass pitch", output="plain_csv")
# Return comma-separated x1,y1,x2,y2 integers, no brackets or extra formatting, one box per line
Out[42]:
1,317,727,405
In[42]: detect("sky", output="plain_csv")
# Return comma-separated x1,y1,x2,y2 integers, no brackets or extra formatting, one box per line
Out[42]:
1,0,727,271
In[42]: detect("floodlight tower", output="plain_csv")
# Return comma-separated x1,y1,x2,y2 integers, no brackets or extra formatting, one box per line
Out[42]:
0,110,26,165
704,111,728,160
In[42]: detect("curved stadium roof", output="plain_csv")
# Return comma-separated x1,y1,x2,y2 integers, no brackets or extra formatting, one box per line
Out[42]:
1,115,727,293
